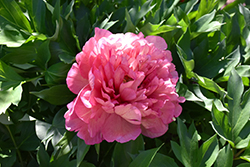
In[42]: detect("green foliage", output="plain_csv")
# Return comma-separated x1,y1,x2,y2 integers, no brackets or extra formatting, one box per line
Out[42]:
0,0,250,166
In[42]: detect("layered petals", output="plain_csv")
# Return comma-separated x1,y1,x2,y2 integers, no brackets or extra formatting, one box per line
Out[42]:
65,28,185,145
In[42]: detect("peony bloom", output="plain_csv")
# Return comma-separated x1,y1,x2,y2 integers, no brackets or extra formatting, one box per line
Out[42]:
64,28,185,145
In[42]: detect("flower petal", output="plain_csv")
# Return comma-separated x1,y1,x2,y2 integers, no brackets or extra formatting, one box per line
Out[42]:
145,36,168,50
102,114,141,143
115,104,141,125
66,63,88,94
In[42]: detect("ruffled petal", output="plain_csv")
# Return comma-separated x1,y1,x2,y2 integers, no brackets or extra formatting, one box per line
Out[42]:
66,63,88,94
145,36,168,50
102,114,141,143
115,104,141,125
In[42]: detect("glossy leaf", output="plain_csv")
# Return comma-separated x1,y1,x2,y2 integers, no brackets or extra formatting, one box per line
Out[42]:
77,139,90,167
149,153,178,167
129,144,163,167
0,60,24,90
0,83,22,114
113,135,144,167
30,85,75,105
37,144,50,167
0,0,32,32
214,144,233,167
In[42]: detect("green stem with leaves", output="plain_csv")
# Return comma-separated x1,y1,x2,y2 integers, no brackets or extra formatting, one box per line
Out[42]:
5,125,24,167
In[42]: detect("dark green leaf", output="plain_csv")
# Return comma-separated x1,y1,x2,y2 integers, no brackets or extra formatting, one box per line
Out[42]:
45,62,71,85
113,135,144,167
0,60,23,90
129,144,163,167
0,0,32,32
214,144,233,167
1,41,41,64
37,144,50,167
77,139,90,167
30,85,75,105
34,40,51,70
25,0,47,33
0,149,16,167
149,153,178,167
228,69,250,141
198,134,219,167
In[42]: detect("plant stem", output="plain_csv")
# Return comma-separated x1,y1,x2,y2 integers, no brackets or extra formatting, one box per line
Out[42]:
5,125,24,167
23,74,45,83
234,148,246,160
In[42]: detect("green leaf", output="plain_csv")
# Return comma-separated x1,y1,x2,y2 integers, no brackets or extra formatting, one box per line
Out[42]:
176,83,202,102
237,163,250,167
34,40,51,70
24,0,46,33
0,60,24,90
50,154,76,167
240,141,250,162
77,139,90,167
228,69,250,141
55,131,75,158
174,118,199,167
129,0,156,25
149,153,178,167
1,41,41,64
129,144,163,167
0,17,26,47
62,0,74,20
194,73,227,98
113,135,144,167
37,144,50,167
0,148,16,167
0,0,32,32
196,0,219,20
176,45,195,79
198,134,219,167
124,8,136,33
45,62,71,85
30,85,75,105
0,83,22,114
191,10,219,32
214,144,233,167
16,121,40,151
210,102,233,146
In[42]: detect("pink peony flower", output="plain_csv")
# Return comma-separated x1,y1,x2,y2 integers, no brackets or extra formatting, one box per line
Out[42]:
64,28,185,145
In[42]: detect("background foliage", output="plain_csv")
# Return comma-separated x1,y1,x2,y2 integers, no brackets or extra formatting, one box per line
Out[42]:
0,0,250,166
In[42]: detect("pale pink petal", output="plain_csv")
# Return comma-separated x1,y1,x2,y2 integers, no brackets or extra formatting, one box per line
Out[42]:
145,36,168,50
94,27,112,41
141,116,168,138
74,88,92,123
102,114,141,143
77,125,103,145
115,104,141,125
66,63,88,94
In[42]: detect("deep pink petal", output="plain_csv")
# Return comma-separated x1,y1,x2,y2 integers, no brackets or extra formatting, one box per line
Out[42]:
120,87,137,101
160,102,175,124
145,36,168,50
102,114,141,143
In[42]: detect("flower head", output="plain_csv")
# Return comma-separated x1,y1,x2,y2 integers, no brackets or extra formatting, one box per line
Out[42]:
65,28,185,145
